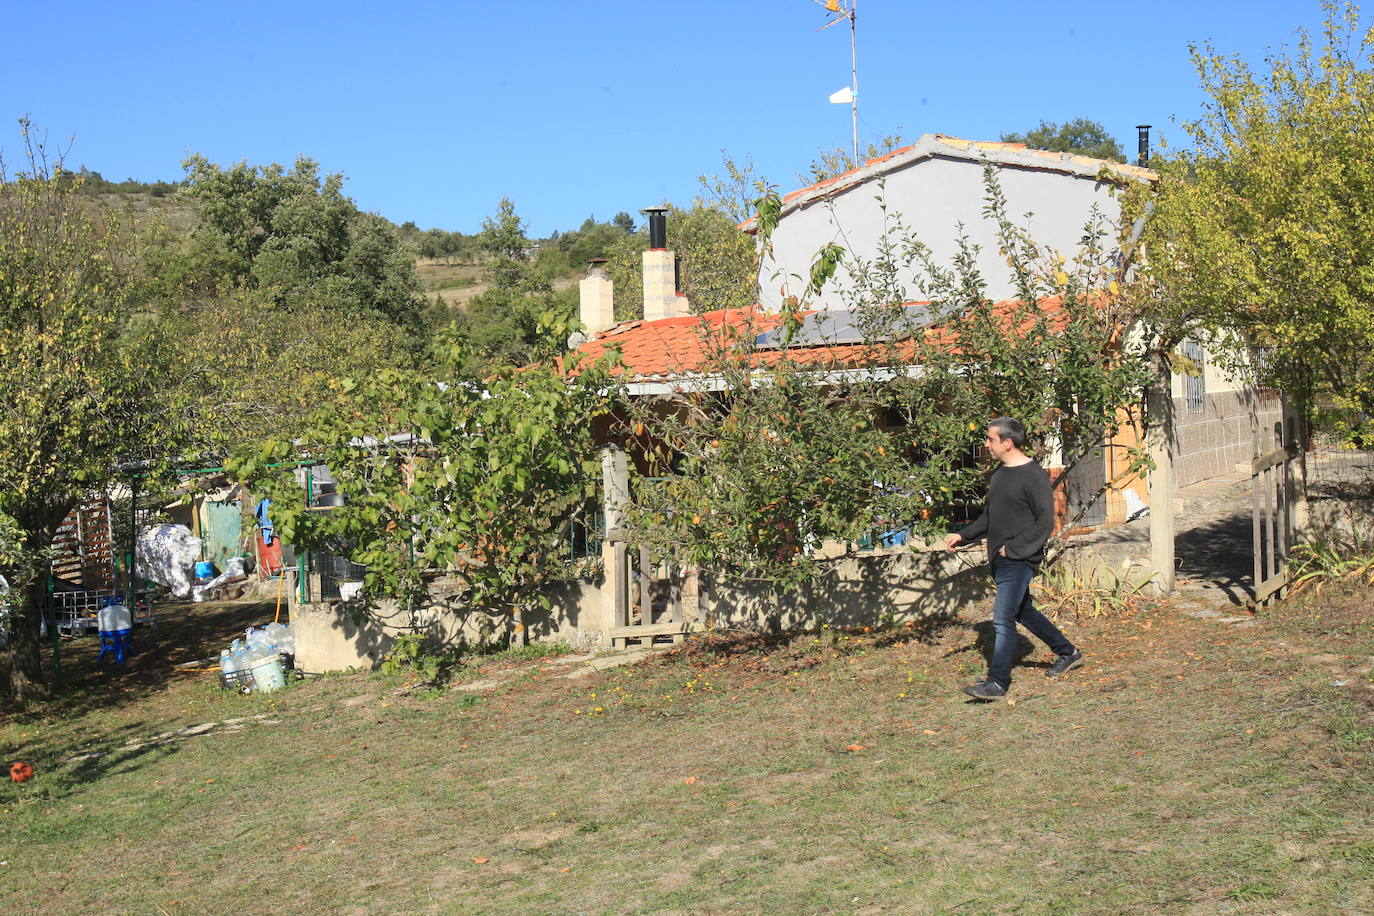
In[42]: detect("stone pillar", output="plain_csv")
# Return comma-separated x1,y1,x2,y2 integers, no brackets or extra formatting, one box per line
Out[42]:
1146,350,1176,595
600,446,629,637
642,249,682,321
578,259,615,336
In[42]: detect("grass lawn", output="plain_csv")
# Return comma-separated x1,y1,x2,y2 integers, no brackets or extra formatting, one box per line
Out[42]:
3,585,1373,914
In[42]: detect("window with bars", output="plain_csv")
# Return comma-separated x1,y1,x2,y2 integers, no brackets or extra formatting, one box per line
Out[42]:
1183,340,1206,411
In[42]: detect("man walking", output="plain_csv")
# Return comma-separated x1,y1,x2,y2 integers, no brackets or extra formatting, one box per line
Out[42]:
945,417,1083,700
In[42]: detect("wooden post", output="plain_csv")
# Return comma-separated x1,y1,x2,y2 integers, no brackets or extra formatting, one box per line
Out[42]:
1284,400,1309,539
639,546,653,626
1252,427,1263,594
613,541,628,628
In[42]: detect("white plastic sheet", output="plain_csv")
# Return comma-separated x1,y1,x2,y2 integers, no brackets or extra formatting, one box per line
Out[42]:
191,557,248,602
136,524,201,599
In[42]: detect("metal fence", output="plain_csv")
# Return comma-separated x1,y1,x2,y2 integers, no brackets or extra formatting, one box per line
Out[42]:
1305,436,1374,503
310,550,368,602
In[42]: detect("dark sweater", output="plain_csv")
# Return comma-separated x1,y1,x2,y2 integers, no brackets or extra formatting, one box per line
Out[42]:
957,461,1055,565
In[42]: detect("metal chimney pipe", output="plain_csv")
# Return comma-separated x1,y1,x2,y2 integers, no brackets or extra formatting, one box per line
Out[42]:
642,206,668,250
1135,125,1152,167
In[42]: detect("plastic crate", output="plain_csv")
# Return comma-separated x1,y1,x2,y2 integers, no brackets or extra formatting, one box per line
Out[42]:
219,654,295,693
219,668,256,693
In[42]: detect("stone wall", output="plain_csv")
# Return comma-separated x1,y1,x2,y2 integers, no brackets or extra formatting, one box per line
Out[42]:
700,549,990,633
292,546,994,673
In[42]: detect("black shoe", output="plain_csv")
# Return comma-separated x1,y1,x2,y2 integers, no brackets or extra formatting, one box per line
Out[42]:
962,680,1008,700
1045,649,1084,678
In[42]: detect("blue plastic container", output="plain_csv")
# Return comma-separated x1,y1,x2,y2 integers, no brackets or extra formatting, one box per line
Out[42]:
194,561,215,579
98,628,133,664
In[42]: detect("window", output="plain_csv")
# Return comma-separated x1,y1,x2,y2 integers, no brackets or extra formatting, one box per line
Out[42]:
1183,340,1206,411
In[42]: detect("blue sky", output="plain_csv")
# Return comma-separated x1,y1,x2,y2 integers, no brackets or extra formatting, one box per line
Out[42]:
1,1,1348,237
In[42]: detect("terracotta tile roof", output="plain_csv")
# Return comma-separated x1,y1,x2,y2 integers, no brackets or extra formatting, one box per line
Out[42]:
739,133,1156,232
569,307,786,382
569,296,1080,384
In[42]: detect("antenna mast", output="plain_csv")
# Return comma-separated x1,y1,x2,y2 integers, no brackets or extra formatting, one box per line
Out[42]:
817,1,859,165
848,1,858,165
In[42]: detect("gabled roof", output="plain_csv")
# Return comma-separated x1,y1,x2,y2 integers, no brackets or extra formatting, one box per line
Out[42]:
740,133,1156,232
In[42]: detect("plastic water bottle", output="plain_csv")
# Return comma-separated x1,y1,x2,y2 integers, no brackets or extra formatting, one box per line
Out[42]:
97,602,133,632
220,650,234,675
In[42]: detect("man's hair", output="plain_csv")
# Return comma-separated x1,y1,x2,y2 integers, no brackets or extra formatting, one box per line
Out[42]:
988,417,1026,449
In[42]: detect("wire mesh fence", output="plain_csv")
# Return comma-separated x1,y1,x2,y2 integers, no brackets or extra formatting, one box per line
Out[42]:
310,550,368,602
1306,434,1374,503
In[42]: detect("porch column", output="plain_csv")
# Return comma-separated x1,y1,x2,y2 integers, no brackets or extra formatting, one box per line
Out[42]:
1146,351,1176,595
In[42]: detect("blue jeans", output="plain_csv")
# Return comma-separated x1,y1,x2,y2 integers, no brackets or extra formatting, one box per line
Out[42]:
987,557,1075,688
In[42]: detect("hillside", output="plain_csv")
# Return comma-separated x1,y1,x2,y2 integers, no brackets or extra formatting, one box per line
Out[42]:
74,176,597,313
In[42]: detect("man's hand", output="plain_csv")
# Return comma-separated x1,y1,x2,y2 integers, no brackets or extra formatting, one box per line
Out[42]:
998,545,1006,557
945,533,963,551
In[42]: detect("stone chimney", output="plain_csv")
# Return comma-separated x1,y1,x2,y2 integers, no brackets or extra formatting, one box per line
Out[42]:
641,206,690,321
578,258,614,336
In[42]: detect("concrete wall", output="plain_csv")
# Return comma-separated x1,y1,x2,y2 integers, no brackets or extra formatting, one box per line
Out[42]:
1172,389,1283,489
758,155,1125,311
292,577,607,673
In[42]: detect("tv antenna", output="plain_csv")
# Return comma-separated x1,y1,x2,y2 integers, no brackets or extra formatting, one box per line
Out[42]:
814,0,858,166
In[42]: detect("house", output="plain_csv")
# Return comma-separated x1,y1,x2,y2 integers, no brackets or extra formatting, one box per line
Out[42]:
747,134,1153,311
574,133,1282,529
289,134,1285,670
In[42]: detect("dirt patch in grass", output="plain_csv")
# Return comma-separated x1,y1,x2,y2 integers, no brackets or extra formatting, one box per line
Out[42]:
4,589,1374,913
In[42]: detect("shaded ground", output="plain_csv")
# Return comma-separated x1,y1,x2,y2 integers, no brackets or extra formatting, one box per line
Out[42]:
1174,512,1255,600
35,599,280,719
4,583,1373,914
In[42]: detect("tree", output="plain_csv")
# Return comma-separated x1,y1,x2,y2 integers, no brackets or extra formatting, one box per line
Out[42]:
602,203,758,320
1000,119,1125,162
143,293,423,451
801,133,908,184
533,215,632,278
230,333,619,647
1141,1,1374,436
0,124,169,701
126,156,432,450
697,151,770,225
179,154,426,330
457,197,576,366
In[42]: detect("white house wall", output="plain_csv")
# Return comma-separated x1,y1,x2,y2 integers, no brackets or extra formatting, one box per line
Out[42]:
758,155,1125,312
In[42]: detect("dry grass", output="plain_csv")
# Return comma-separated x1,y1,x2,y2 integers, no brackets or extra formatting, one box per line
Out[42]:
3,588,1373,914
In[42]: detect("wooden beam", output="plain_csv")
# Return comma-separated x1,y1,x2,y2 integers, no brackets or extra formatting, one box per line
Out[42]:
609,622,694,638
